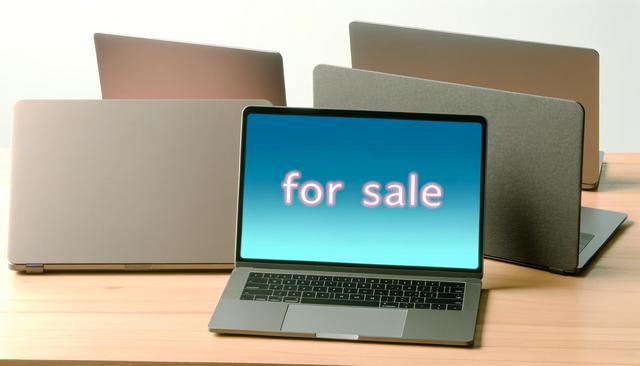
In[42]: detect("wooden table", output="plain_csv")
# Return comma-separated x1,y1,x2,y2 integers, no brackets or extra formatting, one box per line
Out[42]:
1,150,639,365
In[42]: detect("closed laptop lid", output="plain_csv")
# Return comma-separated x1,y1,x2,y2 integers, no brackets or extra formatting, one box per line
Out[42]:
349,21,599,188
9,99,270,265
313,65,584,272
94,33,287,106
236,107,486,277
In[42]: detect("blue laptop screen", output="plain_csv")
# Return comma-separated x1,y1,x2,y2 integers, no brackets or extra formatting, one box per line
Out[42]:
239,111,484,270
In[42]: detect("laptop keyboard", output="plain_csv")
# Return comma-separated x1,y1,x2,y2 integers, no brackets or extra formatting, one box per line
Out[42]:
240,272,465,311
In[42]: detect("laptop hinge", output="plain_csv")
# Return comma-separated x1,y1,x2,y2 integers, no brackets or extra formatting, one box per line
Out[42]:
25,264,45,274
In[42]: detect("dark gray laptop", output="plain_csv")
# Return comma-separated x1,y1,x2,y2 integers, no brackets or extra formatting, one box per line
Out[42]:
313,65,627,274
349,21,603,190
209,106,487,345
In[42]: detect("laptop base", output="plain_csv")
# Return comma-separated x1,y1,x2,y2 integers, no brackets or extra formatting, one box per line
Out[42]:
582,151,605,190
9,263,233,273
577,206,627,270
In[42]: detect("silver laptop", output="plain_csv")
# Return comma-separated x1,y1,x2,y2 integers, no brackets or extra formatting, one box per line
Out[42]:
8,99,270,273
209,106,486,345
349,21,602,190
94,33,287,106
314,65,627,274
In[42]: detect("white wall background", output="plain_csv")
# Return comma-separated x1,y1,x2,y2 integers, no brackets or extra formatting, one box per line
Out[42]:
1,0,638,151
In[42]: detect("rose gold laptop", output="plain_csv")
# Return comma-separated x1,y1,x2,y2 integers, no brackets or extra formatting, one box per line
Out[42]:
349,21,602,189
8,99,270,273
94,33,286,106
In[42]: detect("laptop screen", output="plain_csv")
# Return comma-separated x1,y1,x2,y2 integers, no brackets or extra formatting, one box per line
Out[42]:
238,108,485,271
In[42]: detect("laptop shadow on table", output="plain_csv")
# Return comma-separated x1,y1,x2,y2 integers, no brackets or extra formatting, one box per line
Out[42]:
577,220,634,278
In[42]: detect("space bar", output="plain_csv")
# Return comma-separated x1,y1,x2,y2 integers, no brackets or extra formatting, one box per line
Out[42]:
300,298,380,307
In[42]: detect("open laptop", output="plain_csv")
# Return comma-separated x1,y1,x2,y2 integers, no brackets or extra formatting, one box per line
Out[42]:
209,106,486,345
314,65,627,274
8,99,270,273
349,21,602,190
94,33,287,106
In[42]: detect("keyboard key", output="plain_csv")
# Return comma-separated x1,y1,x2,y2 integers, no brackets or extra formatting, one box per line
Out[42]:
381,296,395,302
298,286,313,292
283,285,296,291
244,283,269,290
420,292,436,298
268,296,282,302
399,280,411,286
246,278,268,284
273,290,288,296
404,291,419,297
343,282,357,288
395,296,410,303
282,279,295,285
243,289,272,296
415,303,430,309
287,291,301,297
371,283,385,290
254,295,268,301
390,290,404,296
335,276,350,282
248,272,263,278
432,303,447,310
357,283,371,289
380,279,394,285
268,284,283,290
302,292,316,298
307,275,319,280
293,274,305,280
320,276,332,281
438,293,463,299
365,278,380,284
352,277,365,283
335,294,349,300
264,273,279,278
284,297,300,303
300,298,379,307
277,274,292,279
296,280,310,285
411,297,425,303
402,285,417,291
447,304,462,311
387,284,401,290
324,281,338,287
316,292,331,299
240,294,254,300
350,294,366,301
344,288,358,294
374,289,389,296
425,281,439,286
411,280,425,286
365,295,380,301
399,303,414,309
452,287,465,294
311,280,324,286
431,298,462,305
381,302,399,308
440,281,465,288
358,288,373,295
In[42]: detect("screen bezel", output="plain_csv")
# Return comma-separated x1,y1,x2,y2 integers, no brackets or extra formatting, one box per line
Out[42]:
236,106,487,276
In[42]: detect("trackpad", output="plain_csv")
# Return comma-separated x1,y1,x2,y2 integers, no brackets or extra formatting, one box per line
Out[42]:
281,305,407,338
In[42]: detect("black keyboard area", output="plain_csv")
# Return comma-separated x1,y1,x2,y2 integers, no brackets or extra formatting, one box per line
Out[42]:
240,272,465,311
